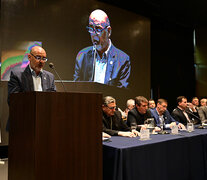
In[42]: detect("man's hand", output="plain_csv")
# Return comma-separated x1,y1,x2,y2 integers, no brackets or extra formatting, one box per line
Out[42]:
154,126,161,132
187,102,197,112
102,132,111,138
169,122,176,129
118,131,136,137
178,123,186,130
132,129,140,136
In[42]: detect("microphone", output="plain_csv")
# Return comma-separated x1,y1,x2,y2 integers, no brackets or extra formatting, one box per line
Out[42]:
49,63,67,92
186,109,201,121
91,43,97,81
185,109,204,128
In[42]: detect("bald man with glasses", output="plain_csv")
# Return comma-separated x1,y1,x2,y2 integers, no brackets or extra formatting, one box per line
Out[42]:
7,46,56,131
8,46,56,103
73,9,131,88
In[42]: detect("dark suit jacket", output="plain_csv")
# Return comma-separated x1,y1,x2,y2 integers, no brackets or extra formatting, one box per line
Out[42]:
8,65,56,104
103,110,130,136
73,43,131,88
127,107,152,127
150,108,178,128
171,107,200,125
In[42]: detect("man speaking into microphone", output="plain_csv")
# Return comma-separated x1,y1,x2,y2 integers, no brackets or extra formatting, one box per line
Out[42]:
8,46,56,103
7,46,56,131
73,9,131,88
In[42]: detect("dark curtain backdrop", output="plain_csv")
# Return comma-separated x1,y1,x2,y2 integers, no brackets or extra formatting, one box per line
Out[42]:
151,20,195,112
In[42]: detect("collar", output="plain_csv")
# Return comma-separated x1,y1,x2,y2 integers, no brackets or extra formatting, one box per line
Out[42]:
156,108,162,116
29,64,43,77
100,39,111,59
177,106,185,111
105,39,111,57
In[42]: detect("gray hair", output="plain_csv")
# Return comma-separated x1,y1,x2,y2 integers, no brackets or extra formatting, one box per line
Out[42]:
103,96,116,106
126,99,135,107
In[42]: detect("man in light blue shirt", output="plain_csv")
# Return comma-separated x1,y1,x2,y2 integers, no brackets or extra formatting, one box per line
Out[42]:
74,9,131,88
150,99,186,130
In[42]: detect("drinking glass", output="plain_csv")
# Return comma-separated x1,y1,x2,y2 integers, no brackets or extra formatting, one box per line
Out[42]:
187,123,194,132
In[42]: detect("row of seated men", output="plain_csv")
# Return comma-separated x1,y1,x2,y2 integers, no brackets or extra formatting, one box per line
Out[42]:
102,96,207,138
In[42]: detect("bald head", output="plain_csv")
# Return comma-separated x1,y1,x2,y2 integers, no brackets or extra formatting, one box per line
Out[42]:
30,46,46,56
28,46,47,75
89,9,110,28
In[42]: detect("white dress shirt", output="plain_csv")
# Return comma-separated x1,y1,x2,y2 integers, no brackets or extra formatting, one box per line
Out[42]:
29,65,43,91
94,40,111,84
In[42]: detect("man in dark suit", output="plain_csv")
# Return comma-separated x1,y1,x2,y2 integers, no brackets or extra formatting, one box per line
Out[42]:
8,46,56,101
150,99,186,130
171,96,200,125
102,96,138,137
127,96,152,131
7,46,56,130
73,9,131,88
198,105,207,124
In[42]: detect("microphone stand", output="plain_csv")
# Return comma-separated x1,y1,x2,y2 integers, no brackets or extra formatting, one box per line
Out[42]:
186,109,203,127
49,63,67,92
91,44,96,81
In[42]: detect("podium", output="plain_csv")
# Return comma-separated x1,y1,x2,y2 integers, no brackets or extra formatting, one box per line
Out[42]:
55,81,133,110
8,92,102,180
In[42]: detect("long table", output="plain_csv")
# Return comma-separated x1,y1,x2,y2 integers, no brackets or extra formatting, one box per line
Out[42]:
103,128,207,180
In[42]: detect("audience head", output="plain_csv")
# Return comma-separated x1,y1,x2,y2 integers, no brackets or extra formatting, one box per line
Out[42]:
28,46,47,75
177,96,188,110
200,98,207,106
148,99,156,109
88,9,111,53
135,96,148,114
102,96,116,116
126,99,135,110
191,97,199,107
156,99,168,115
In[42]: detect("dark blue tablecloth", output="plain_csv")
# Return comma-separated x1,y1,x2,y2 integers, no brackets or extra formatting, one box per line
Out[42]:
103,128,207,180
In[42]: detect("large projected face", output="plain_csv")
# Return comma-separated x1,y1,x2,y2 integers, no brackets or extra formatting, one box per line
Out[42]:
73,9,131,88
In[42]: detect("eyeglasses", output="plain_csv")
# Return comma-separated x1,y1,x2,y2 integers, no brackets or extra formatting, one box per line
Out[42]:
86,25,108,35
107,106,116,110
30,53,48,62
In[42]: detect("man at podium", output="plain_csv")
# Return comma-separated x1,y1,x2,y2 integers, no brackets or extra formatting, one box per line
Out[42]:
73,9,131,88
7,46,56,131
8,46,56,103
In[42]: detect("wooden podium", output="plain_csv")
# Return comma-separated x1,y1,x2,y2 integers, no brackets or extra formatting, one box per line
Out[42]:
8,92,102,180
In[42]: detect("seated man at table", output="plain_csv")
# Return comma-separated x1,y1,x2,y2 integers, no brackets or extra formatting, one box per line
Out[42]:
198,105,207,124
186,97,200,120
200,98,207,107
150,99,186,130
102,96,139,137
171,96,200,125
118,99,135,120
148,99,156,109
127,96,153,130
